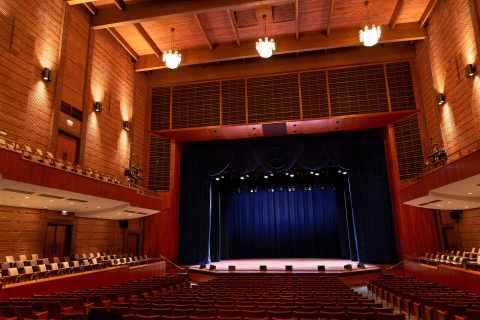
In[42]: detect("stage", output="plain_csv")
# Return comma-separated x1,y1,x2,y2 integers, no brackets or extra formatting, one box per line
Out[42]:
185,258,390,286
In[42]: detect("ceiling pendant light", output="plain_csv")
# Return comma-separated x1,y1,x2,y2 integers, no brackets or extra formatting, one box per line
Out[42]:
256,15,275,58
163,28,181,69
359,1,381,47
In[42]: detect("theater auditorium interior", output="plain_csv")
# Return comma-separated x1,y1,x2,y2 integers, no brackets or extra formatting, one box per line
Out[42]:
1,0,480,319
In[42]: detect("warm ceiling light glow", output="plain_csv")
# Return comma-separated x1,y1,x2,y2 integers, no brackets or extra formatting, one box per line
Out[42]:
163,28,181,69
359,1,381,47
256,15,275,58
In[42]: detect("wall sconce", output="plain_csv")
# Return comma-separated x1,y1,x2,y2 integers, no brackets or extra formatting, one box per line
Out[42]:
437,93,445,105
465,64,476,78
94,102,102,112
42,68,52,82
123,121,131,131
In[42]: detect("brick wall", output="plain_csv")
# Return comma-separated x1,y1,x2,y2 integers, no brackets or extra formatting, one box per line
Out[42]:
0,0,63,149
0,0,149,262
458,208,480,252
421,0,480,159
0,204,142,261
415,0,480,253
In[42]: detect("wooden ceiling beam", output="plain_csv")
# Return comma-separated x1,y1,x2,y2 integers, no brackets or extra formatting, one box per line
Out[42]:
136,22,425,71
227,9,241,47
389,0,405,29
84,2,97,15
91,0,287,29
419,0,440,27
66,0,100,5
114,0,126,11
134,23,163,58
147,42,416,86
107,27,140,61
295,0,299,40
194,14,214,51
326,0,335,37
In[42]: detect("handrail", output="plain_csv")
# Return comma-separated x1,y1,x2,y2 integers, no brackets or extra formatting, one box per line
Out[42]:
159,254,185,270
401,139,480,185
387,253,419,269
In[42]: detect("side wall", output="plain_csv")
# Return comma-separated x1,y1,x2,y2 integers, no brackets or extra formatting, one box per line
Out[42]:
0,204,141,259
395,0,480,258
0,0,151,259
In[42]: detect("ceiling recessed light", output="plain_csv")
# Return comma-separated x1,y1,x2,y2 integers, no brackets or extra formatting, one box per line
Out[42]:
25,196,30,199
44,207,47,209
50,200,53,202
70,202,74,204
97,216,99,218
465,206,469,208
468,192,473,195
21,204,25,206
118,213,121,214
97,207,100,208
437,205,441,207
448,202,452,204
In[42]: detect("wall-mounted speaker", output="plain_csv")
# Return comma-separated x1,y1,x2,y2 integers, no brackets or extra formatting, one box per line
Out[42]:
285,265,292,271
450,210,461,220
228,265,236,271
260,265,267,271
119,220,129,228
318,265,325,271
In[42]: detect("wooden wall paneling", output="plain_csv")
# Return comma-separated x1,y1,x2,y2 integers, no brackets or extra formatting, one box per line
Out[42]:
0,149,162,211
0,262,166,300
286,121,303,135
400,150,480,202
383,124,406,259
384,64,393,112
143,141,180,262
393,115,425,181
298,73,303,119
405,261,480,294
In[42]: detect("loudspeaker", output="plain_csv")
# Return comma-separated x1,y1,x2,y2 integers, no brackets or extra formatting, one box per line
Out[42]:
344,264,352,270
318,265,325,271
357,262,365,269
119,220,129,228
285,265,293,271
228,265,236,271
260,265,267,271
199,264,206,269
450,210,461,220
209,265,216,270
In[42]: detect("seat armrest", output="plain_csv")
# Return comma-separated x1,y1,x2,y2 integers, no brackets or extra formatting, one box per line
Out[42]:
35,311,49,319
61,306,73,314
437,309,448,320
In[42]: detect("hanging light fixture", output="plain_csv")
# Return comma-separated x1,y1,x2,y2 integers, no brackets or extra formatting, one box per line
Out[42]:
163,28,181,69
256,15,275,58
359,1,381,47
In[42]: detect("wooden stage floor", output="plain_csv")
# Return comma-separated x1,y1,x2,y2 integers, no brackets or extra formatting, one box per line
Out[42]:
185,258,386,285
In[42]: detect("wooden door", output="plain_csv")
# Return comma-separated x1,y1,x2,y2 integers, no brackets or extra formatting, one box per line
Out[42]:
56,132,78,164
44,224,71,262
443,226,457,252
127,234,139,256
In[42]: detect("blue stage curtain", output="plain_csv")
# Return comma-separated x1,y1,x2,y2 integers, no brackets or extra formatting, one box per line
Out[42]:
185,131,376,176
347,133,398,264
178,130,398,264
177,148,212,265
227,186,341,259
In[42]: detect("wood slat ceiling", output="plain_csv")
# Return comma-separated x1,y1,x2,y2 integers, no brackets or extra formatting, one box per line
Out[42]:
67,0,437,71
